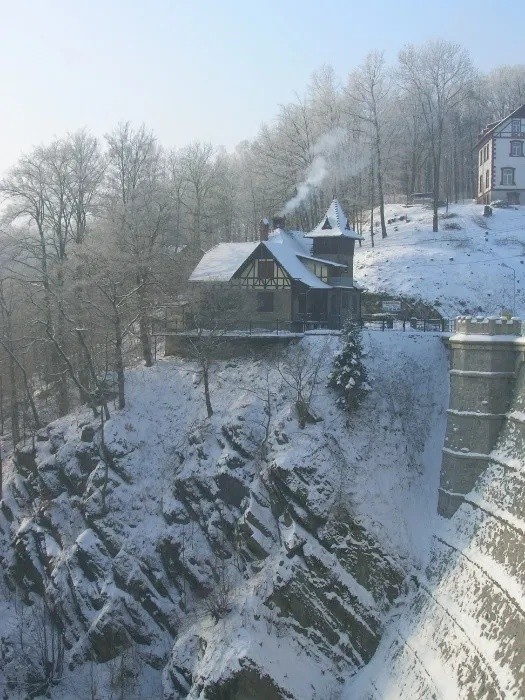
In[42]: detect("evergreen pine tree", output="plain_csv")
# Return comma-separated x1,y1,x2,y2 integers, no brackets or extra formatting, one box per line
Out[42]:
328,323,370,412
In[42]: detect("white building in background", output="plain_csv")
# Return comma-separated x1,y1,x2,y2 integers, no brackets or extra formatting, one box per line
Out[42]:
477,103,525,205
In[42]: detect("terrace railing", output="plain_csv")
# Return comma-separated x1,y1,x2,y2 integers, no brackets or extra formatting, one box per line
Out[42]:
155,316,457,335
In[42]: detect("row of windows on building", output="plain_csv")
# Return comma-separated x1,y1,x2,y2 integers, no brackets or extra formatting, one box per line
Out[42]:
256,259,329,283
255,290,357,314
480,167,518,192
479,140,523,166
480,143,490,165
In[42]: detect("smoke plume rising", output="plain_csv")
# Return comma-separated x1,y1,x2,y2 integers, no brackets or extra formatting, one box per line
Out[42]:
280,127,367,216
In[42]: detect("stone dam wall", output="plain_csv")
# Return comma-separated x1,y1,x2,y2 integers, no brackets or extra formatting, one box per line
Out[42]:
348,317,525,698
439,316,525,518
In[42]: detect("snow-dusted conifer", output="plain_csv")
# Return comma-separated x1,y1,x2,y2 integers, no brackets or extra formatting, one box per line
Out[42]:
329,323,369,411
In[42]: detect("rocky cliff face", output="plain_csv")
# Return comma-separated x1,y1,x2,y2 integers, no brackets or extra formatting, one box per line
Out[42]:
0,334,449,699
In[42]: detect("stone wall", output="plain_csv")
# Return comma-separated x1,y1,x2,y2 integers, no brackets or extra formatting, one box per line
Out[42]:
164,333,300,358
438,316,525,517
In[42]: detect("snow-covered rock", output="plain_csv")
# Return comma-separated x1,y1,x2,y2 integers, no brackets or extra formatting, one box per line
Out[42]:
0,333,448,698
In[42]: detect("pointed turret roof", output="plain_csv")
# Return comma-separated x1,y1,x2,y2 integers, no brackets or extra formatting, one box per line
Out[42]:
305,198,362,240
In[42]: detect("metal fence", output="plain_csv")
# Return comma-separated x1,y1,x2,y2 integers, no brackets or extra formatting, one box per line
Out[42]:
359,317,456,333
154,316,457,336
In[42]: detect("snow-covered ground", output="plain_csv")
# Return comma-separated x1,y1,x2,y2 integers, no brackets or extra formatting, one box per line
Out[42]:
2,200,525,699
354,201,525,317
0,330,449,699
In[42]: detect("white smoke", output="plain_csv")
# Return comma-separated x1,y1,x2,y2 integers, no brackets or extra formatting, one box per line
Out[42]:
280,127,368,216
280,128,346,216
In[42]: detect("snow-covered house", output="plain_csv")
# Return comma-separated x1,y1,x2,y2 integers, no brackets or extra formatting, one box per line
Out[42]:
188,199,363,329
477,103,525,205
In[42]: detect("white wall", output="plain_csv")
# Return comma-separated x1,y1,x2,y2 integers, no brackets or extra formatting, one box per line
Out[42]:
492,117,525,198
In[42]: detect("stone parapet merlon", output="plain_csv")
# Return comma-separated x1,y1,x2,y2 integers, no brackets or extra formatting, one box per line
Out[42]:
438,316,524,518
454,315,522,336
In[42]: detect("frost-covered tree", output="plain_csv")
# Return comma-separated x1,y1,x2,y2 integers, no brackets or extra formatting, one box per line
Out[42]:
329,324,369,412
346,51,392,240
398,40,475,232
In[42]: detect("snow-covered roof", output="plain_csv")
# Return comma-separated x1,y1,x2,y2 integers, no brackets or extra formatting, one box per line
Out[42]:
477,102,525,143
189,219,361,288
264,230,330,289
188,230,352,288
189,242,258,281
296,253,346,268
306,198,362,240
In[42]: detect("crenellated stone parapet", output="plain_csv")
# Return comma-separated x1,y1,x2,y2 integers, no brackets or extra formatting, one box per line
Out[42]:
454,315,521,336
438,316,524,518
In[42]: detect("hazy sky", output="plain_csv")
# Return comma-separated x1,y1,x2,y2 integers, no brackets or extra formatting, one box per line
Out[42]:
0,0,522,175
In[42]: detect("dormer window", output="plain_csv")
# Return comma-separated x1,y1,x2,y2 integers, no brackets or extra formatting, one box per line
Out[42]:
510,140,524,157
321,217,332,230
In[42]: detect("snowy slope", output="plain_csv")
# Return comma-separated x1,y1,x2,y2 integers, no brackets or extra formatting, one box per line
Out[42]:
354,202,525,317
0,332,448,699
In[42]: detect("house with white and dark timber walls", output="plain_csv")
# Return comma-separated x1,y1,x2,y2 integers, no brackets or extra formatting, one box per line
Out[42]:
477,103,525,205
188,199,363,330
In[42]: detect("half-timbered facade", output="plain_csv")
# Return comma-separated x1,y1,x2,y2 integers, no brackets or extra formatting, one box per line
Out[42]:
188,199,363,329
477,103,525,205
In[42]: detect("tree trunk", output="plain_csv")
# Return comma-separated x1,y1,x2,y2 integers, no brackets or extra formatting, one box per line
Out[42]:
433,153,440,233
0,295,21,444
137,280,153,367
54,267,70,416
373,115,387,239
8,353,20,446
369,159,375,248
115,314,126,410
203,365,213,417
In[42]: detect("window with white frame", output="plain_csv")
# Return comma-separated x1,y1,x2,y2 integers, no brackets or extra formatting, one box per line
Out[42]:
501,167,515,186
511,119,521,134
485,170,490,189
479,174,483,193
510,140,524,157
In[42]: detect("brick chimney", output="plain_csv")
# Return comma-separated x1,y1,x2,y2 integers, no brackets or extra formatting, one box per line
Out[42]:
272,215,286,230
259,218,270,241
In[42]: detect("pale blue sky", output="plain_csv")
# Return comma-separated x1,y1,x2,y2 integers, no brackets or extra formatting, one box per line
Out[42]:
0,0,521,174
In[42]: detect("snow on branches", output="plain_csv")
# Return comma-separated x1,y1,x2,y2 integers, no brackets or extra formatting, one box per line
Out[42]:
328,323,370,412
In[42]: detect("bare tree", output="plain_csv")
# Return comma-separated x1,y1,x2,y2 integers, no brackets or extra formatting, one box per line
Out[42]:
347,51,391,239
6,595,65,698
398,40,475,232
483,65,525,120
0,279,21,445
277,341,328,428
105,122,158,206
179,142,218,248
0,133,105,415
187,327,224,418
0,280,41,434
67,130,106,243
105,123,172,367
